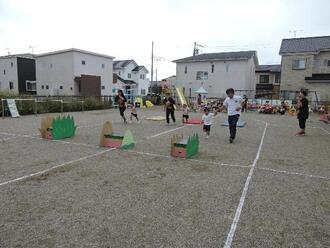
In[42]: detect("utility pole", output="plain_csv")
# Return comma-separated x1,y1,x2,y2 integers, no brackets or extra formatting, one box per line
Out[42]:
151,41,154,86
193,42,205,56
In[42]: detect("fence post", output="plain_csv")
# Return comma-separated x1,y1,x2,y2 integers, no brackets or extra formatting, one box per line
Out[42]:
61,100,63,113
34,98,38,116
82,101,84,112
2,99,4,119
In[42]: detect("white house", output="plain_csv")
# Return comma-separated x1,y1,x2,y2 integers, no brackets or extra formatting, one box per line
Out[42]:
0,54,36,94
113,60,149,98
35,48,114,96
173,51,258,98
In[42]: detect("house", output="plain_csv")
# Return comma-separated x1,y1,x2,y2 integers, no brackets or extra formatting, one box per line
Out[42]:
172,51,258,99
279,35,330,101
35,48,114,96
255,64,281,99
0,54,36,94
113,60,149,99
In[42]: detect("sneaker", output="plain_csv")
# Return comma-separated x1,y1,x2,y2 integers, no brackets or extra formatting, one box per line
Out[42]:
294,131,305,136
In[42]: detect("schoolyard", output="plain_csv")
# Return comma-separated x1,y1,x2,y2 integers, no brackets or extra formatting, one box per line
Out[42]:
0,107,329,247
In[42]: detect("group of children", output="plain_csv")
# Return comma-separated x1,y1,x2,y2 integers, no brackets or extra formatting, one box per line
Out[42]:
115,87,309,142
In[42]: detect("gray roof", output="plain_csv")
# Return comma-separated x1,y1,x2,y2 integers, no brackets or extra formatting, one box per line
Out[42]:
132,65,149,73
0,53,35,59
173,51,257,63
256,64,281,73
35,48,115,59
113,60,135,69
279,36,330,54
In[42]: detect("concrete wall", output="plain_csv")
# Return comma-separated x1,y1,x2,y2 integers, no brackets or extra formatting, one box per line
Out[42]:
175,58,256,98
280,52,330,101
36,52,74,96
0,57,19,93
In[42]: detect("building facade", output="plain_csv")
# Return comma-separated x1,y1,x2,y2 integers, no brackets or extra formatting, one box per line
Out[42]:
113,60,149,98
279,36,330,101
255,64,281,98
0,54,36,94
173,51,258,99
36,48,114,96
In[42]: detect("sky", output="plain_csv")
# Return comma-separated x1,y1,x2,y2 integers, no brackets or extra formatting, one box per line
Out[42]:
1,0,330,79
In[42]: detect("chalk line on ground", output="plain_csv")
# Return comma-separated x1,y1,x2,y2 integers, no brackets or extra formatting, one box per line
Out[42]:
224,122,268,248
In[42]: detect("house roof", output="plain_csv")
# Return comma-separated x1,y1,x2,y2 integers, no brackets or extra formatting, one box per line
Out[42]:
173,51,257,63
0,53,35,59
256,64,281,73
35,48,115,59
279,36,330,54
132,65,149,73
113,60,135,69
113,74,137,85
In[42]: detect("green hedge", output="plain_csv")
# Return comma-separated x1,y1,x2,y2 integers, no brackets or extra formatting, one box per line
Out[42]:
0,92,113,116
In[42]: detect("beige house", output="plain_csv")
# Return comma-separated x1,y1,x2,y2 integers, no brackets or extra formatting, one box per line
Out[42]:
279,36,330,101
255,64,281,99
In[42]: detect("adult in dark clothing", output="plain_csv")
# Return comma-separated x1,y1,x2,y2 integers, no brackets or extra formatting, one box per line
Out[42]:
197,94,202,106
295,90,309,136
163,95,176,124
242,95,248,112
115,90,127,123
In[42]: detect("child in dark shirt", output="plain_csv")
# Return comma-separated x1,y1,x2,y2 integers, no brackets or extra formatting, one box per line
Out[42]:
295,90,309,136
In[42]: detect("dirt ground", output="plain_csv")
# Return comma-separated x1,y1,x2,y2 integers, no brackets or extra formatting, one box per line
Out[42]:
0,107,329,248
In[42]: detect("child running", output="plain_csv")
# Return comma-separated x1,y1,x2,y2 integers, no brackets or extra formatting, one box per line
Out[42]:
202,107,217,138
130,104,139,122
221,88,243,143
182,104,189,123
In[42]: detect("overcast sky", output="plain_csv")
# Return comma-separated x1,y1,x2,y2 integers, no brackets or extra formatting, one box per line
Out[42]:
1,0,330,79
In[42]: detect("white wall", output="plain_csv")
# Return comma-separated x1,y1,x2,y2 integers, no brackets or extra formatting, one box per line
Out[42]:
135,68,150,95
73,52,113,95
176,59,256,98
0,58,19,93
36,52,74,96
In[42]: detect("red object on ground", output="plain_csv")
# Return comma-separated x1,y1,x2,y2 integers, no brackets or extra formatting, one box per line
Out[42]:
45,131,52,140
319,114,330,124
172,147,187,158
185,118,203,124
103,138,122,148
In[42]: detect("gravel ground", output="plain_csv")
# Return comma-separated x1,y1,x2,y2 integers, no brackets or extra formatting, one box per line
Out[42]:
0,108,329,247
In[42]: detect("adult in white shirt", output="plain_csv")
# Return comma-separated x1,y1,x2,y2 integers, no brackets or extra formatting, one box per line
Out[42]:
222,88,243,143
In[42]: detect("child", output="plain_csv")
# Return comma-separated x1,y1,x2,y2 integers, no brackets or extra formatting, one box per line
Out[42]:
295,90,309,136
130,104,139,122
163,94,176,125
221,88,243,143
182,104,189,123
114,90,127,123
202,107,217,138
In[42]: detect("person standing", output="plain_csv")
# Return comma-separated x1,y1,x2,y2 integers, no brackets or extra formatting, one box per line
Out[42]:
163,94,176,125
115,90,127,123
295,90,309,136
242,95,248,112
222,88,243,143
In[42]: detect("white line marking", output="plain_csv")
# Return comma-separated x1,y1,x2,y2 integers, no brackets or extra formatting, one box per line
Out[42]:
0,148,116,187
146,125,186,139
224,122,268,248
0,125,187,187
125,150,250,169
317,126,330,135
257,167,330,181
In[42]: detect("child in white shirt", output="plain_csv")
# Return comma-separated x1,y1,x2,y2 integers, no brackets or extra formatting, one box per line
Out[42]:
182,104,189,123
202,107,217,138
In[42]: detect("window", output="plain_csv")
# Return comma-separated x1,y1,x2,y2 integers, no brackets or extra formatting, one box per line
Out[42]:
9,81,14,90
196,71,208,80
101,85,105,90
211,64,214,73
184,66,187,74
259,75,270,84
46,85,49,90
275,73,281,84
128,73,131,79
11,62,13,67
102,64,105,69
118,71,121,75
26,81,36,91
141,89,146,95
3,69,5,75
82,60,86,65
140,74,145,79
59,86,63,90
70,87,73,91
292,59,306,69
328,60,330,67
41,85,45,89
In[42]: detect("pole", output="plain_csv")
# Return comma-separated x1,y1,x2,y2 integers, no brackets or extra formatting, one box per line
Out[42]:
193,42,196,56
2,99,4,119
34,98,37,116
151,41,154,88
